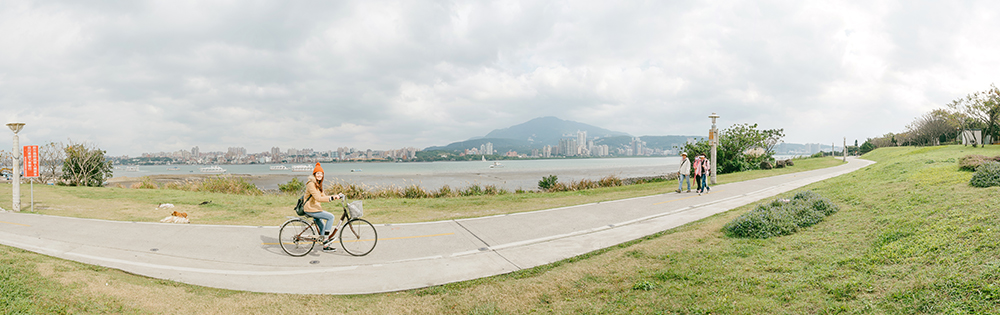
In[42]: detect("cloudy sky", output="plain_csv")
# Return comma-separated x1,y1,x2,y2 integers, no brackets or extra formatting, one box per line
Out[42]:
2,1,998,156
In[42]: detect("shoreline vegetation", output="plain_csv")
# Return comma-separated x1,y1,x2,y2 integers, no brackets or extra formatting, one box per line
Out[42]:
19,147,1000,313
1,157,842,226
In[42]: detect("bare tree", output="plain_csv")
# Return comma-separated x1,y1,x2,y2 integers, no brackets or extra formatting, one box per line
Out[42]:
39,141,65,184
906,109,960,146
0,150,12,179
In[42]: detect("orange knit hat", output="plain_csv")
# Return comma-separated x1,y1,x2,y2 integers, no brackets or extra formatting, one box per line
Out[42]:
313,162,324,174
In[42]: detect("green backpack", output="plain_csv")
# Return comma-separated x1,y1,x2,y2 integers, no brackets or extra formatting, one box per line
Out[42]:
294,195,312,216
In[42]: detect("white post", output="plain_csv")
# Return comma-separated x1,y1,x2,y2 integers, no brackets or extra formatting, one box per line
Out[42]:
709,113,720,184
843,137,847,162
7,122,24,212
12,133,19,211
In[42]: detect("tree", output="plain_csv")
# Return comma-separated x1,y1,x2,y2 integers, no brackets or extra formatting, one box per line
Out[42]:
906,109,958,146
39,141,65,184
949,84,1000,144
62,142,113,187
859,140,876,155
679,123,785,174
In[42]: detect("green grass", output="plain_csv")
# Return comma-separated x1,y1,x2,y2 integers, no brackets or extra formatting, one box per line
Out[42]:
12,149,999,313
0,157,844,225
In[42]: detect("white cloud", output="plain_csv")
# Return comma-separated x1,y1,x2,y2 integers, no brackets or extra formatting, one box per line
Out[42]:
1,0,999,155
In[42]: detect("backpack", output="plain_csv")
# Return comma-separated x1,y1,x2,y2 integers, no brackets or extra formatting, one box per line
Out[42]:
293,195,313,216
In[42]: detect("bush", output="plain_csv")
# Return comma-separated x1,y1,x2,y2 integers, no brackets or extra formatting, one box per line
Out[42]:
404,185,432,198
970,162,1000,188
723,190,839,239
598,176,623,187
959,155,1000,172
538,175,559,191
775,160,786,168
760,160,773,170
784,159,794,167
278,177,305,194
200,176,262,195
134,176,158,189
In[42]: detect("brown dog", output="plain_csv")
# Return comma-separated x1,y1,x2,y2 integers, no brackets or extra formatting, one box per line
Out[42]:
171,211,188,218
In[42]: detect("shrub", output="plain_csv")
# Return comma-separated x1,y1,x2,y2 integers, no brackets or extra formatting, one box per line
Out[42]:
760,160,773,170
435,185,456,198
278,177,305,194
404,185,432,198
483,185,507,196
200,176,262,196
784,159,794,167
959,155,1000,172
723,190,839,239
134,176,158,189
598,175,623,187
970,162,1000,188
461,185,484,196
538,175,559,191
775,160,786,168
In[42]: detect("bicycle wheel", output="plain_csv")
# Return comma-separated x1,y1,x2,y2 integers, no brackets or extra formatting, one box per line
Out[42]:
339,219,377,256
279,219,317,257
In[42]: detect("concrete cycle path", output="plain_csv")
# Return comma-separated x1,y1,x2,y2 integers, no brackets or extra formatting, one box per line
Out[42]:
0,157,873,295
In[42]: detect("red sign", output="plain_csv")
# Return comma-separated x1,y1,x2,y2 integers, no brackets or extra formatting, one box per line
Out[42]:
23,145,39,178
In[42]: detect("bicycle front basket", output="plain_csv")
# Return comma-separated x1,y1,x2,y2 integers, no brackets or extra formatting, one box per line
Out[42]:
347,200,364,218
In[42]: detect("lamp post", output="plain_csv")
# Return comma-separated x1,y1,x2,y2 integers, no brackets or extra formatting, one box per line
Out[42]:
7,122,24,212
709,113,720,184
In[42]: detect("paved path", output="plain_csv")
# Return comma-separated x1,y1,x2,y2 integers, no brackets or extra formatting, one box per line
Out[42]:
0,158,873,294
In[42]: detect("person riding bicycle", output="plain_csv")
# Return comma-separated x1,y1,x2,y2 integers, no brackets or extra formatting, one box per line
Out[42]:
302,162,344,252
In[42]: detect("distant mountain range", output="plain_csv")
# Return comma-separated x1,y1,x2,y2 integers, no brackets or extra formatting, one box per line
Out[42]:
425,116,826,155
425,116,702,153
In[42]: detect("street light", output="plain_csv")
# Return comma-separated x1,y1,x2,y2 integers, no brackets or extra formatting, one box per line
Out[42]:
708,113,720,184
6,122,24,212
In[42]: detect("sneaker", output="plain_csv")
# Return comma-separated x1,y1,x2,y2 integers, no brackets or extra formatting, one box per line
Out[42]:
323,237,338,246
322,246,337,252
675,189,681,193
686,190,691,193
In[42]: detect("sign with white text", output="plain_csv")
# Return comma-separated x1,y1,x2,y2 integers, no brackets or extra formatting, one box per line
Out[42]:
23,145,39,178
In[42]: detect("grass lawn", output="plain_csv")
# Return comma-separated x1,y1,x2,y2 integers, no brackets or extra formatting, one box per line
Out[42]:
0,157,842,225
4,149,999,314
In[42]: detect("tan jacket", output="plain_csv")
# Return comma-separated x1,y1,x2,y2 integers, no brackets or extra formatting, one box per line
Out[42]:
303,174,333,213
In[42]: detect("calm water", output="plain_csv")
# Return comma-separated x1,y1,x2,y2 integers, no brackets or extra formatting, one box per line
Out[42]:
114,157,681,177
113,155,800,190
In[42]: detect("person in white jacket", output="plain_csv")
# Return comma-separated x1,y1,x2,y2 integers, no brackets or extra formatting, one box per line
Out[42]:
676,152,691,193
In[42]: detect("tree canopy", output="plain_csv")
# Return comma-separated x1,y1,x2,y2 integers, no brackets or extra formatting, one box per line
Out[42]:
678,123,785,174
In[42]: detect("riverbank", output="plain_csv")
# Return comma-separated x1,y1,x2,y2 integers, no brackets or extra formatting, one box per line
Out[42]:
107,164,678,192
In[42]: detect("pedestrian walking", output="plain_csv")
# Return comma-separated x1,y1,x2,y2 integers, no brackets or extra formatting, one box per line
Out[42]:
693,155,704,193
676,152,691,193
698,154,712,194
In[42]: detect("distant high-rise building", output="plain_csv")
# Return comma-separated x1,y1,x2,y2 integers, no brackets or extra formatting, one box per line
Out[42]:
271,147,281,158
191,146,200,157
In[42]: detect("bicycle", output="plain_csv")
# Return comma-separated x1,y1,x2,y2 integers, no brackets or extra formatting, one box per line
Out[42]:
278,196,378,257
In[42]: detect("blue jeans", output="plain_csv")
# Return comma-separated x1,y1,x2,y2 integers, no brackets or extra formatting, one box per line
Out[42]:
699,174,709,192
305,211,336,236
678,174,690,191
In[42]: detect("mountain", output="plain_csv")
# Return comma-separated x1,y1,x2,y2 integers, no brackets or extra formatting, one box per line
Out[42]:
481,116,630,145
424,138,535,153
425,116,629,153
425,116,701,154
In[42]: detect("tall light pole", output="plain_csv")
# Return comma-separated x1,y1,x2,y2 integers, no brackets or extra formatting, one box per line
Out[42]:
843,137,847,162
709,113,720,184
7,122,25,212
